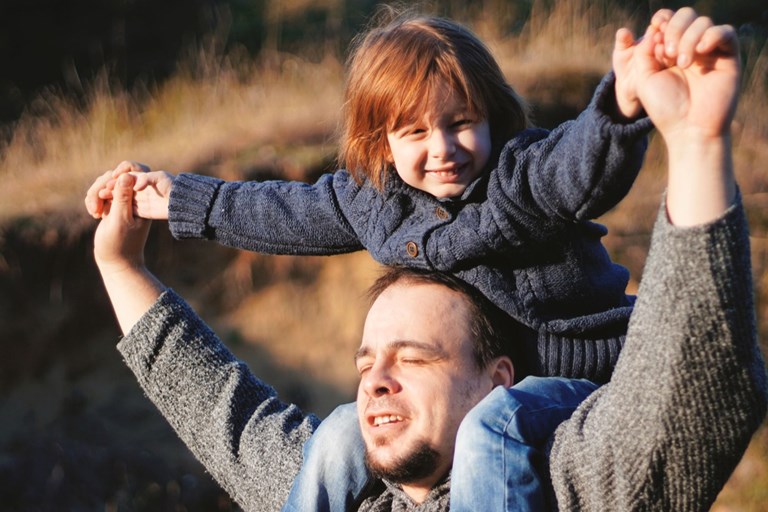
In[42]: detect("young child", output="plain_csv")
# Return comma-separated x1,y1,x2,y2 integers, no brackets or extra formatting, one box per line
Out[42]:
87,11,651,510
89,14,650,380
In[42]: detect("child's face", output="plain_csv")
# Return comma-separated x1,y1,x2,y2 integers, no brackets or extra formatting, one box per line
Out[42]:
386,87,491,199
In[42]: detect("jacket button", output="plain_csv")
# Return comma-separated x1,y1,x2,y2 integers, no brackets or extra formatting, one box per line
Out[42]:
435,207,449,220
406,241,419,257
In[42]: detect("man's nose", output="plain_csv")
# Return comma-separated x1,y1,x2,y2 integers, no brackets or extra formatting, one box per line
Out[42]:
362,361,402,397
429,129,456,159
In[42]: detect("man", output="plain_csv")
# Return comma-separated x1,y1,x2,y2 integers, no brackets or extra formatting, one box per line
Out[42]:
90,8,766,512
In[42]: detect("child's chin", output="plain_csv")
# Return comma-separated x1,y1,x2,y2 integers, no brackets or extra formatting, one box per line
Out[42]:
429,183,467,199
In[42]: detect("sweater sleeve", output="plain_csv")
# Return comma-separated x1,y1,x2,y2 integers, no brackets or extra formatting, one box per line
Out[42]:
117,290,320,512
168,170,365,255
548,195,768,511
426,72,653,269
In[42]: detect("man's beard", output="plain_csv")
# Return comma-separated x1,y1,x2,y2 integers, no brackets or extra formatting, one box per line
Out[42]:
365,440,440,484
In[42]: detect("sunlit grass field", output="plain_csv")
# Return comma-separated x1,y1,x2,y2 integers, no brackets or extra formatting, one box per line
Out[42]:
1,0,766,509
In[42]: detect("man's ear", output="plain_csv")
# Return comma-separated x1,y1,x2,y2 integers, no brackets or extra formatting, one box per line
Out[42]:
489,356,514,388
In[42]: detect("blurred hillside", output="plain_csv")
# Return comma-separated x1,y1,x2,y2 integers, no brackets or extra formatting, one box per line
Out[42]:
1,0,766,124
1,0,767,510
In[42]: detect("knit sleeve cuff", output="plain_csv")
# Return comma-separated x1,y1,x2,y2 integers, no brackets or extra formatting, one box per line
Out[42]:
168,173,223,240
590,71,653,139
655,188,746,241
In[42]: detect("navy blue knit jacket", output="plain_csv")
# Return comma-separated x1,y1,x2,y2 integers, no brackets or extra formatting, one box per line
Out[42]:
168,73,653,382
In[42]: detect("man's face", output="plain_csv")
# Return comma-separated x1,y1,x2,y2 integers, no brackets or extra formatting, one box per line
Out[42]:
355,281,495,495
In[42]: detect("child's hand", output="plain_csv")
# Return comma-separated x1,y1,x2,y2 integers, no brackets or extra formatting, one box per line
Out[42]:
85,161,174,220
612,27,644,120
127,169,174,220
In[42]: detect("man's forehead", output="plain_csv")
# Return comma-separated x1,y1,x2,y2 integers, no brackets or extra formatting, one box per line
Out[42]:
360,280,472,351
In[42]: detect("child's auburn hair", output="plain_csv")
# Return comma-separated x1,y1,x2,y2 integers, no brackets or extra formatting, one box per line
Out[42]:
339,11,529,190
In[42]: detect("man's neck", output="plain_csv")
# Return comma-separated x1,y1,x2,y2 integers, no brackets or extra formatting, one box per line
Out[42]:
401,484,430,504
399,472,450,504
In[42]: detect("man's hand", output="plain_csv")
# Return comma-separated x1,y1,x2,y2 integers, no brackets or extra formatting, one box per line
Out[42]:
635,8,740,141
93,173,152,274
85,160,174,221
627,7,741,227
91,172,166,334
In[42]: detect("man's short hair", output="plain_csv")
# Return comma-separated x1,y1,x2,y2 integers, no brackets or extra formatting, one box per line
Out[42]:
367,266,528,381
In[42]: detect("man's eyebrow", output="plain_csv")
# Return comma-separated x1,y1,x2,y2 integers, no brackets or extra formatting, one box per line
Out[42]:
354,340,448,363
354,346,371,363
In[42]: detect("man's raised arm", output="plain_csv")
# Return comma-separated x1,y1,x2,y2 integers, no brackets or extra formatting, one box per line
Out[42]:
90,173,319,511
549,9,768,510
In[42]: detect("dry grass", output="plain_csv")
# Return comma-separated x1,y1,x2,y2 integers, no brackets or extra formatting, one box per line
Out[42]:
1,0,767,509
469,0,634,95
0,47,343,222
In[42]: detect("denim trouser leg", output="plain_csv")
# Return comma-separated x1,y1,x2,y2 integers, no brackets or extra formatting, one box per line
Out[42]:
282,402,368,511
450,377,599,512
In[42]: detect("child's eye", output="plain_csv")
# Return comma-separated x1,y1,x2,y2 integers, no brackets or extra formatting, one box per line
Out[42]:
452,118,472,128
393,126,425,138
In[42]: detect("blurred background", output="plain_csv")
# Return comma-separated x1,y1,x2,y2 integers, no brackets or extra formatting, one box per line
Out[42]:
0,0,766,510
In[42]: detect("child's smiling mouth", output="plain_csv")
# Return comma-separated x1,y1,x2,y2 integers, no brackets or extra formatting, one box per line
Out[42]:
426,162,469,181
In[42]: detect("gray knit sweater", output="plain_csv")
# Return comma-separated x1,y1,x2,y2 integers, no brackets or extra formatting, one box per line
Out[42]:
117,197,767,511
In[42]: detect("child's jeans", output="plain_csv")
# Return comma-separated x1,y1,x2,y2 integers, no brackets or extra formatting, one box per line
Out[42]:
282,402,365,511
451,377,599,511
282,377,598,511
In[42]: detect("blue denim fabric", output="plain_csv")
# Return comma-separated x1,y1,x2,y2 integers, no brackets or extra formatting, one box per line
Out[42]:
282,403,366,512
451,377,599,511
282,377,597,511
